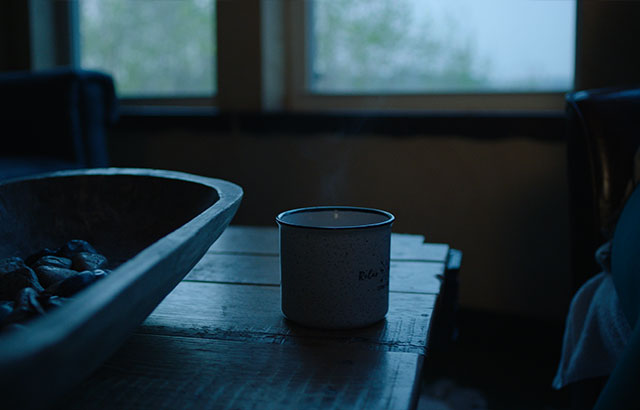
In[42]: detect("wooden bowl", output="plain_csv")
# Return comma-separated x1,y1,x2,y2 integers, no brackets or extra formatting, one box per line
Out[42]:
0,168,243,410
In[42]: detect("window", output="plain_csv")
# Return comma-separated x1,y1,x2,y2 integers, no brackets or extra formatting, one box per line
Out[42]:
79,0,216,98
74,0,577,111
309,0,576,94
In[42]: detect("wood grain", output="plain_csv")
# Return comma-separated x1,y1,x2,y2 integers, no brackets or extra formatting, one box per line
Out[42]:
59,225,447,410
59,334,422,410
185,253,443,294
140,281,436,355
210,225,279,254
392,242,449,263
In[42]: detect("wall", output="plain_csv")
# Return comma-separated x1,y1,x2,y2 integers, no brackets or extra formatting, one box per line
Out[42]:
109,130,571,320
0,1,30,71
575,2,640,90
103,0,640,322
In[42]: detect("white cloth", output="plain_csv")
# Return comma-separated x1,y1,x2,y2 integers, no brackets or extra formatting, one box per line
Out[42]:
553,242,632,389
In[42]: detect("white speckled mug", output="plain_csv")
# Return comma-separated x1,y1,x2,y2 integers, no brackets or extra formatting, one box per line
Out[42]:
276,206,394,329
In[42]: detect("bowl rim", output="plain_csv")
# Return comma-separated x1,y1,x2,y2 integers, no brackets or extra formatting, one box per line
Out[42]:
0,167,243,409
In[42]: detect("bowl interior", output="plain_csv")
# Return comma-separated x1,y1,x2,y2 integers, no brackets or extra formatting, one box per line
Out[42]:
0,174,219,267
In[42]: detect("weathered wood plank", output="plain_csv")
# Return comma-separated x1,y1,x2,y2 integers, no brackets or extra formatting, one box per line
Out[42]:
140,281,435,354
210,225,448,262
59,334,422,410
210,225,280,254
60,225,448,410
185,253,443,294
390,260,443,293
392,242,449,263
185,253,280,285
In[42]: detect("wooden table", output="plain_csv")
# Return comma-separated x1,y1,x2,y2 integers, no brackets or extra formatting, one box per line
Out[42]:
59,225,456,410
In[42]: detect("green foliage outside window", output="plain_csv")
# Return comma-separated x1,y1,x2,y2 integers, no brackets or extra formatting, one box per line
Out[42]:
80,0,216,97
79,0,573,97
311,0,489,93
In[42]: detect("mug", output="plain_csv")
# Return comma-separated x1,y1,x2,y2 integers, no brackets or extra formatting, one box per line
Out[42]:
276,206,394,329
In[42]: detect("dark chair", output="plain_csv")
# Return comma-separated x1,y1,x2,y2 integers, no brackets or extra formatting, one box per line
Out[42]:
566,87,640,294
564,86,640,409
0,68,118,180
593,183,640,409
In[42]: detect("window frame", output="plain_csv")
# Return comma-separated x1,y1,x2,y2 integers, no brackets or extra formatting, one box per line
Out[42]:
118,96,219,107
67,0,575,113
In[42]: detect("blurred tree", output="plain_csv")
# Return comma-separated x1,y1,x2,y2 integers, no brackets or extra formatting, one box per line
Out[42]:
80,0,488,96
311,0,489,93
80,0,216,97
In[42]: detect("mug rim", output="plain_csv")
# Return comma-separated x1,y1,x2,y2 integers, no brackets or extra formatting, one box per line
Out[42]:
276,206,395,230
